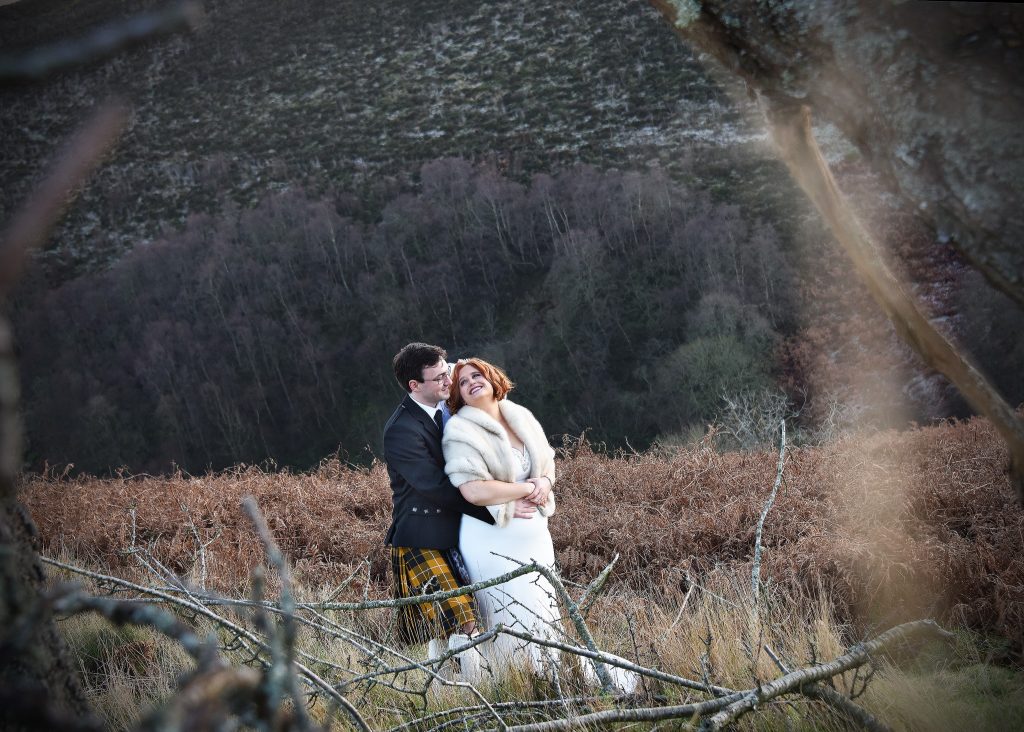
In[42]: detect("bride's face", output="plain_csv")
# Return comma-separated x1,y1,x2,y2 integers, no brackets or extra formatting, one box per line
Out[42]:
457,366,494,407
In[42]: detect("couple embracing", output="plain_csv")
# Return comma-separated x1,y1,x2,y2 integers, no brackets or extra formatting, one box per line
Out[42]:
382,342,561,680
383,343,637,689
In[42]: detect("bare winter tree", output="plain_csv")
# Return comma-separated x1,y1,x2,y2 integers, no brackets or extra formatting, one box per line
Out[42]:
650,0,1024,500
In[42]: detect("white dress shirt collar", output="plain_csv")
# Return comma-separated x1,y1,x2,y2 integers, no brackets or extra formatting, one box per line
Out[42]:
410,397,444,418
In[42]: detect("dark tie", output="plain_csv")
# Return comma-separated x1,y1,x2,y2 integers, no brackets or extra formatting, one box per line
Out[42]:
433,409,444,434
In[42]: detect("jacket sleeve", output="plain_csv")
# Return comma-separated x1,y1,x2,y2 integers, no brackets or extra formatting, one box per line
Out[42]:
382,418,482,515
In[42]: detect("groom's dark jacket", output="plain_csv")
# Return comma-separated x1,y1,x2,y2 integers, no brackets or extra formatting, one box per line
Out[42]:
383,394,495,549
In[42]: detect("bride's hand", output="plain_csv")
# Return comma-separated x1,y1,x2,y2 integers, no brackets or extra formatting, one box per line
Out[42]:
525,477,551,506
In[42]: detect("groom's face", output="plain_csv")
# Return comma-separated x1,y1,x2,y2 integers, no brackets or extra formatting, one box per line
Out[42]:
412,359,452,405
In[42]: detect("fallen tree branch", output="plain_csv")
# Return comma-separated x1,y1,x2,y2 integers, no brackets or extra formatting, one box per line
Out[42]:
507,619,949,732
40,555,368,731
764,644,892,732
700,619,954,730
497,625,736,696
44,553,545,613
530,561,616,692
505,692,747,732
40,559,951,731
385,697,601,732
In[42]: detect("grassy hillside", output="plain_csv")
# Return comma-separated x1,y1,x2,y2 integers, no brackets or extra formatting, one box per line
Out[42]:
6,0,1020,473
1,0,787,276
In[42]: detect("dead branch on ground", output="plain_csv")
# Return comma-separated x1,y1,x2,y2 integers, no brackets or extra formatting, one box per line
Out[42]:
41,536,955,731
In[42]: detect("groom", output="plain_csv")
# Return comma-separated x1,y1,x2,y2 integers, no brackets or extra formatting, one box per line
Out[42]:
383,342,535,643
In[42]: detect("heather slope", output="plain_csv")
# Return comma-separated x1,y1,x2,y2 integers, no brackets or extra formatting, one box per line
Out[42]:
0,0,782,274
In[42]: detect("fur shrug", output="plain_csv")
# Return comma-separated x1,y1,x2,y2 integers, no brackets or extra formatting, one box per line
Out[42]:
442,399,556,527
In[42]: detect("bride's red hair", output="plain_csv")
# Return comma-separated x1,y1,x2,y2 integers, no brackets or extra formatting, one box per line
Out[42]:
447,358,515,414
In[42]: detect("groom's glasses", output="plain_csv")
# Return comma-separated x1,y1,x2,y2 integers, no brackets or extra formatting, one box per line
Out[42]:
421,373,452,385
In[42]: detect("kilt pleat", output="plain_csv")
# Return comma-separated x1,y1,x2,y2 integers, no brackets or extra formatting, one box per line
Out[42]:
391,546,476,643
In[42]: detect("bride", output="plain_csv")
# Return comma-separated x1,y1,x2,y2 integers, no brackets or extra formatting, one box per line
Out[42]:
442,357,636,691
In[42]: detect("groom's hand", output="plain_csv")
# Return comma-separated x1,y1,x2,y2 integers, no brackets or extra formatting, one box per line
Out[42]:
513,498,537,519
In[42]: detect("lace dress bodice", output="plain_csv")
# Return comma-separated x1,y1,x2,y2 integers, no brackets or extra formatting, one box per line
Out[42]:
510,445,531,481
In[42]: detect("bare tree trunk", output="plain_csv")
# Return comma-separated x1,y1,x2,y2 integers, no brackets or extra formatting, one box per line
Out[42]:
0,103,128,728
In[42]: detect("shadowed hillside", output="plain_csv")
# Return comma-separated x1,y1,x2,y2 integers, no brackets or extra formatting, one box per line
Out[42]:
5,0,1021,474
1,0,789,277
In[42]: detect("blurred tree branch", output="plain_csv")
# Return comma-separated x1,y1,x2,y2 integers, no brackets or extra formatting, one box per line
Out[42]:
0,4,202,728
0,1,204,83
0,99,128,730
651,0,1024,502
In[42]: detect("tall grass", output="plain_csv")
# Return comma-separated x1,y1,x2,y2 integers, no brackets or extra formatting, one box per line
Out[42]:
61,613,194,730
25,414,1023,649
25,414,1024,727
51,556,1024,731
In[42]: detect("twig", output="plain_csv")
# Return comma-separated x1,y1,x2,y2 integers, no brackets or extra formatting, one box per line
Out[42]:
530,562,616,692
51,586,219,670
496,625,734,696
661,581,695,639
752,419,786,602
242,496,316,731
505,692,748,731
324,558,372,603
311,560,545,611
700,620,953,730
577,553,618,617
40,555,369,730
386,698,599,732
765,644,892,732
181,502,219,590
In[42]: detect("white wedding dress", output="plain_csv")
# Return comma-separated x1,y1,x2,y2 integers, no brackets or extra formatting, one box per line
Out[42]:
459,447,562,676
459,448,638,692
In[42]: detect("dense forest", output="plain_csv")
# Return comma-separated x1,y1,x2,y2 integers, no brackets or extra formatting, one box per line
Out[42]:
14,153,1023,474
14,161,797,472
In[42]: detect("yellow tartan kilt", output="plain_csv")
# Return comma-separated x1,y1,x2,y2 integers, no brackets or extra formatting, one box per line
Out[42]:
391,546,476,643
